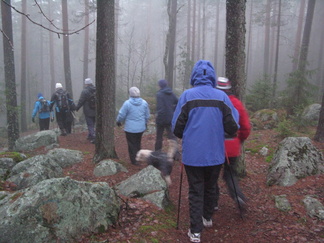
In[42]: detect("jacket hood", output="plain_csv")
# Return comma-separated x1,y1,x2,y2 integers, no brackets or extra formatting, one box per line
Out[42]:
38,96,44,100
129,97,143,106
159,87,173,95
190,60,216,87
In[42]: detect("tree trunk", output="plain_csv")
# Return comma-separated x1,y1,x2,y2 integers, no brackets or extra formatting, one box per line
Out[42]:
292,0,306,72
272,0,282,102
20,0,27,132
93,0,118,162
184,0,191,90
1,0,19,150
213,0,220,70
314,93,324,142
225,0,246,100
83,0,90,81
263,0,271,75
226,0,246,177
164,0,177,88
62,0,73,97
48,1,56,95
191,0,196,62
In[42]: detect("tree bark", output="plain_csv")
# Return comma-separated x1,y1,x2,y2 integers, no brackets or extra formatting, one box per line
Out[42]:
83,0,90,81
62,0,73,97
94,0,118,162
1,0,19,150
263,0,271,75
20,0,27,132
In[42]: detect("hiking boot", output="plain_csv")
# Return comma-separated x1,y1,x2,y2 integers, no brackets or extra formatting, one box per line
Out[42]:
187,230,201,243
202,217,213,227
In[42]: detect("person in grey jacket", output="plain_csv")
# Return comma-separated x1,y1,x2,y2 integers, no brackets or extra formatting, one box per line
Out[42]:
76,78,96,143
116,87,150,165
155,79,178,151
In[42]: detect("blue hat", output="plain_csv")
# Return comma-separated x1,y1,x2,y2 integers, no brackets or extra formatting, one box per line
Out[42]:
37,93,43,98
158,79,168,88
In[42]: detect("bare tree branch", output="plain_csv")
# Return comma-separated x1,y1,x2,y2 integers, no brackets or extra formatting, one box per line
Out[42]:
0,28,13,48
1,0,95,37
33,0,60,30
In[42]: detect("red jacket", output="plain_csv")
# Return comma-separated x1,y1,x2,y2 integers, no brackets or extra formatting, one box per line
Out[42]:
225,95,251,157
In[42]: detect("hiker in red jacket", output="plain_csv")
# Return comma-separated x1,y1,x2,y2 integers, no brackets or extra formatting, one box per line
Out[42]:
216,77,251,210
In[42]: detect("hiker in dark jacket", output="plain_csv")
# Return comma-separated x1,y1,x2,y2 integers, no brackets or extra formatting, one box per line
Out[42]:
155,79,178,151
76,78,96,143
50,83,75,136
32,93,54,131
172,60,239,243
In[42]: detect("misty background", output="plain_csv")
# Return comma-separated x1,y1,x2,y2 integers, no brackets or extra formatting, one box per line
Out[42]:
0,0,323,130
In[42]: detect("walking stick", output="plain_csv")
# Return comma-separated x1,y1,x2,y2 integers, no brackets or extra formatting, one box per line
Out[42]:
176,163,184,229
226,152,244,220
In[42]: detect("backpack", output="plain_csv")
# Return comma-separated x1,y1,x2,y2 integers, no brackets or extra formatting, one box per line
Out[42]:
39,98,50,113
88,90,96,110
56,91,69,110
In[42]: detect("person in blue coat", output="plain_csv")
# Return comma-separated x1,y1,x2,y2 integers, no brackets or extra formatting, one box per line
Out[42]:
116,87,150,165
172,60,239,243
32,93,54,131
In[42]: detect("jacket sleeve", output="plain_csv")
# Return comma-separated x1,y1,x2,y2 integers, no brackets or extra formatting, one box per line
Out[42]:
223,95,239,136
236,100,251,142
49,93,56,111
116,101,128,123
172,96,187,139
32,101,39,118
76,90,87,111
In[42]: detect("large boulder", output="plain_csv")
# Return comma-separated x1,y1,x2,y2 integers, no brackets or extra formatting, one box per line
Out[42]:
267,137,324,186
93,159,128,177
6,155,63,190
301,103,321,125
251,109,279,130
115,165,169,208
14,130,58,152
46,148,83,168
0,177,120,243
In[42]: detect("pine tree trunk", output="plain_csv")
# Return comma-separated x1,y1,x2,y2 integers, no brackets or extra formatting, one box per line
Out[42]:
20,0,27,132
93,0,118,163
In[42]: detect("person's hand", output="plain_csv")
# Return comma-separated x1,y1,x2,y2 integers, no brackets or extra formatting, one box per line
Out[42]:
32,117,35,123
51,117,54,122
116,121,122,127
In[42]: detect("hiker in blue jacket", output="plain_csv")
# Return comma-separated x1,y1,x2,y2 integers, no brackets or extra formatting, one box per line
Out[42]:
172,60,239,243
32,93,53,131
116,87,150,165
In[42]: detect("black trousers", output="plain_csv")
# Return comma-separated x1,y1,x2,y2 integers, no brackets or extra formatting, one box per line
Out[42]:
184,164,222,233
39,118,50,131
154,124,176,151
125,131,143,164
222,156,246,202
56,110,72,133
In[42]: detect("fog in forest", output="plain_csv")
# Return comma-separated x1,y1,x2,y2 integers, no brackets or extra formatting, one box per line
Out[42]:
0,0,323,130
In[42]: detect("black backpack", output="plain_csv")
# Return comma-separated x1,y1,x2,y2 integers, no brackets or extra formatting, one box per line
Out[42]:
56,91,69,110
88,90,96,110
39,98,50,113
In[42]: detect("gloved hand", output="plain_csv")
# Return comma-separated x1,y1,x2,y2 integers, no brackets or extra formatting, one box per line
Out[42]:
51,117,54,122
32,117,35,123
116,121,122,127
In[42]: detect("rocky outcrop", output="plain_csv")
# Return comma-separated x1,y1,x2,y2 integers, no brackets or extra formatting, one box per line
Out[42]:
93,159,128,177
0,177,120,243
14,130,58,152
267,137,324,186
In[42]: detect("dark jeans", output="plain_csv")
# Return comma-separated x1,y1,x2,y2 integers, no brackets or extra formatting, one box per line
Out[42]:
185,164,222,233
39,118,50,131
222,157,246,202
125,131,143,164
155,124,176,151
85,116,95,139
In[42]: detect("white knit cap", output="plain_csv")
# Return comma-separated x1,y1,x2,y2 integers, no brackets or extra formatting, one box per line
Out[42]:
55,83,63,89
129,87,140,97
85,78,93,85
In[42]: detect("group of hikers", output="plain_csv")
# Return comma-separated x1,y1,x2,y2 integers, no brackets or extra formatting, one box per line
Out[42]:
32,59,251,242
32,78,96,143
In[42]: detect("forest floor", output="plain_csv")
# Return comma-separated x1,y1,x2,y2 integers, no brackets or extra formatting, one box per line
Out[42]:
14,126,324,242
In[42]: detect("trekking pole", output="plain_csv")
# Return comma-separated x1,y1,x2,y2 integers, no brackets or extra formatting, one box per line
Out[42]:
176,162,184,229
225,152,244,220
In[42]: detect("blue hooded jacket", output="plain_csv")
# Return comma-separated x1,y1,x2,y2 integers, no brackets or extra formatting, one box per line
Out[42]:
116,97,150,133
172,60,239,167
32,96,53,119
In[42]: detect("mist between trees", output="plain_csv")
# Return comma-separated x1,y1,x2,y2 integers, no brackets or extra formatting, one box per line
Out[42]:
0,0,323,150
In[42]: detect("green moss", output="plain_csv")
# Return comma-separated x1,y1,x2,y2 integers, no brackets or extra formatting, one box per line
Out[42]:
0,152,27,163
